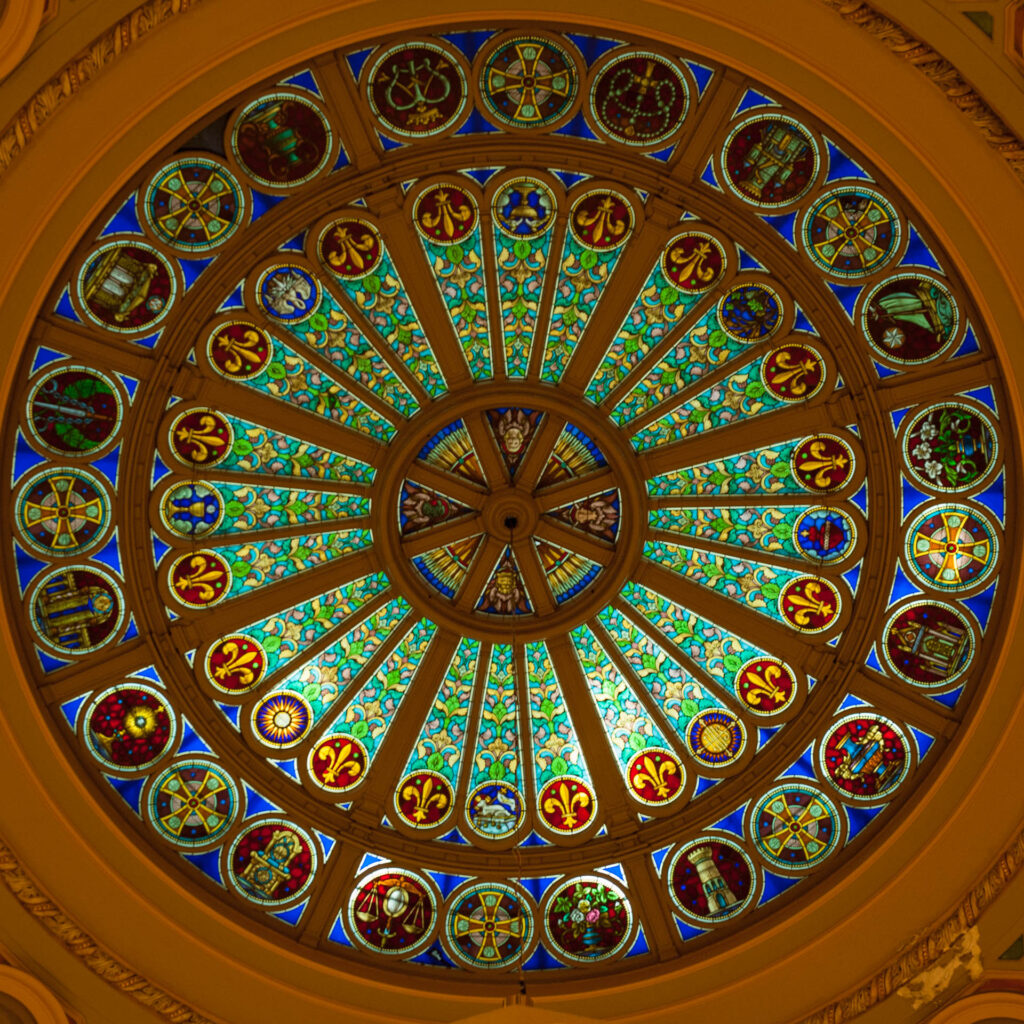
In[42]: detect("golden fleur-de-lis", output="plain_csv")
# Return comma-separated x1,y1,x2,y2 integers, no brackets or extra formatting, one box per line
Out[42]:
784,580,833,625
799,440,849,489
212,640,260,686
173,555,225,601
668,239,715,284
542,780,590,829
174,414,227,462
741,663,788,706
318,740,363,785
420,188,473,239
767,350,818,395
631,754,678,798
400,775,448,822
215,328,265,373
328,225,377,272
575,196,626,247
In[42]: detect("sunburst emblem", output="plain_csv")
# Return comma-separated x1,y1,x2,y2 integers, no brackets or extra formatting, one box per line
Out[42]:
253,693,312,747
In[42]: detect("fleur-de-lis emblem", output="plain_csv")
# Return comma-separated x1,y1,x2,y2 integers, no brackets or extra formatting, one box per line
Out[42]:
420,188,473,240
799,440,849,489
328,224,378,273
400,774,449,822
668,239,715,284
575,195,627,247
215,328,266,374
542,780,591,830
741,663,788,706
783,580,834,625
173,554,226,602
212,640,261,687
175,414,227,462
631,753,678,798
766,349,818,396
317,739,363,786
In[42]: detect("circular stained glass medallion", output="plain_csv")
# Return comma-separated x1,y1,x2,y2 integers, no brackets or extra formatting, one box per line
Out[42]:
668,838,756,924
589,50,689,147
479,34,579,129
147,759,238,847
367,42,468,139
444,881,535,969
25,365,124,458
903,504,998,593
143,157,246,251
231,93,332,187
902,402,998,493
347,868,437,955
7,25,1012,988
722,112,820,207
881,599,977,688
543,876,632,963
85,683,175,771
29,565,125,655
752,784,840,871
863,271,960,365
819,713,910,801
802,185,901,278
76,241,176,333
15,466,111,556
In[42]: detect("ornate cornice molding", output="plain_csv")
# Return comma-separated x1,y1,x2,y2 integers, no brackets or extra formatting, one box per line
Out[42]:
799,825,1024,1024
0,837,216,1024
0,0,199,181
818,0,1024,182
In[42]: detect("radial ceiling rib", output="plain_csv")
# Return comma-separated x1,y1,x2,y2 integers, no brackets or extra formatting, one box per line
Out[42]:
407,463,488,510
159,465,371,497
38,319,155,379
559,218,678,392
671,67,747,184
877,356,995,409
524,216,570,380
245,303,406,424
312,52,384,171
534,468,618,513
462,409,511,487
376,204,475,389
533,518,614,566
38,639,154,702
401,514,485,558
185,371,386,466
546,637,638,829
844,667,959,736
647,526,829,575
170,549,380,643
634,559,825,672
514,538,556,616
345,628,462,813
454,534,505,612
512,411,564,490
639,399,854,480
297,840,366,945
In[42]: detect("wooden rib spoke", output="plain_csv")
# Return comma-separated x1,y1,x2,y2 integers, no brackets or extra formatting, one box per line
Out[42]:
462,409,510,487
454,535,505,612
406,462,488,510
177,516,371,550
38,319,155,379
514,411,565,491
172,549,379,644
534,468,617,513
514,538,556,616
400,513,485,558
639,399,854,480
534,517,614,566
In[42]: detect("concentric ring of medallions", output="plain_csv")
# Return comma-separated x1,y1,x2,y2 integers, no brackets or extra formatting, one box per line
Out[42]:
4,25,1011,986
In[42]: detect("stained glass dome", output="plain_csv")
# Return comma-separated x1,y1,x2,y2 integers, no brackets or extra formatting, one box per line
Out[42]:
4,24,1011,982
